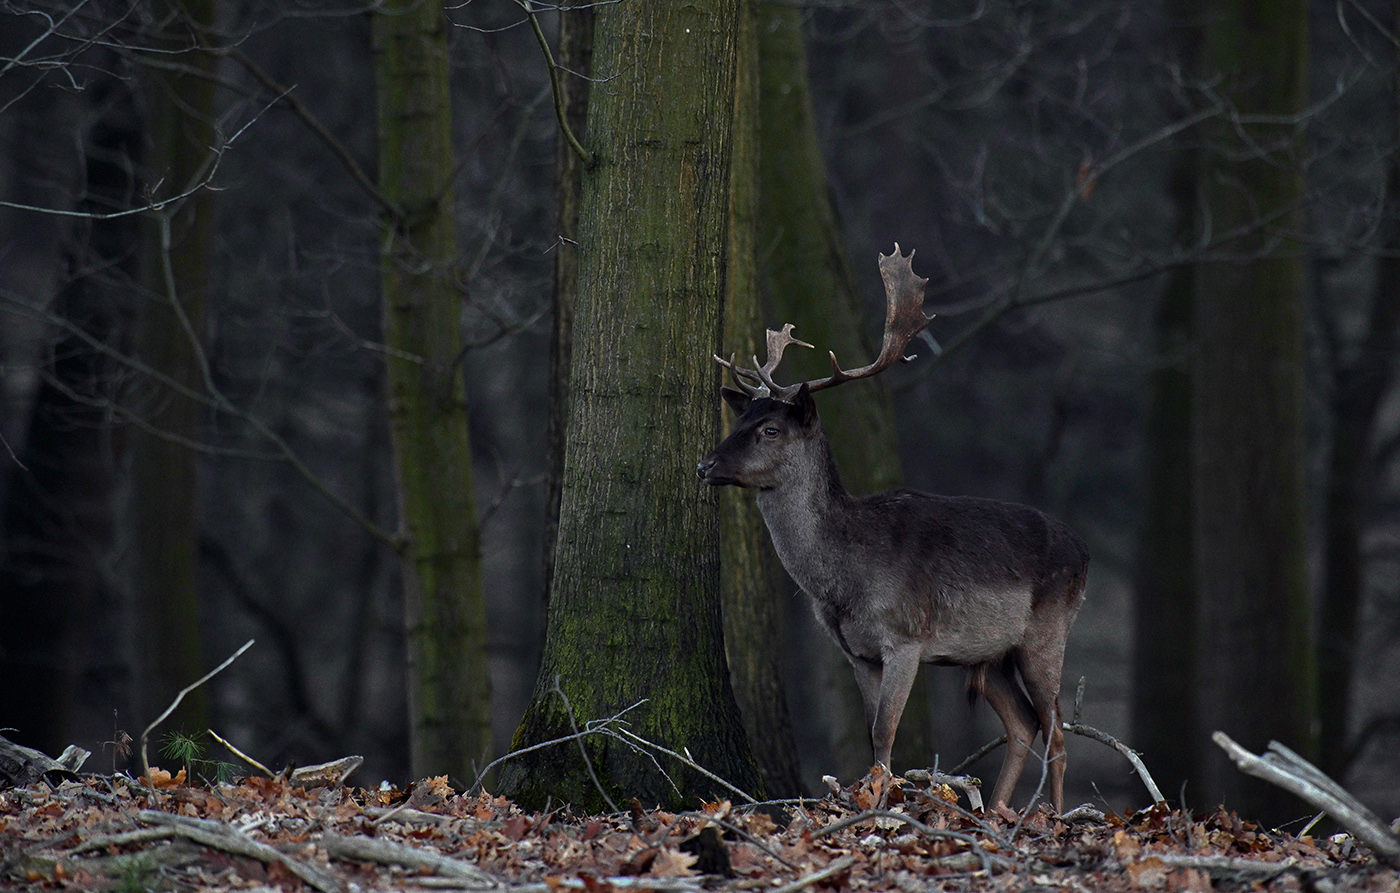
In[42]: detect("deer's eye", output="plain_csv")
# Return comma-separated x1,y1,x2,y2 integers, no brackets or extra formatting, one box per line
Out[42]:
762,426,779,438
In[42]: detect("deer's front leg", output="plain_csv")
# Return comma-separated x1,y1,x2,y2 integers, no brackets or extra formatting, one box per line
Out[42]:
869,645,921,767
846,654,882,741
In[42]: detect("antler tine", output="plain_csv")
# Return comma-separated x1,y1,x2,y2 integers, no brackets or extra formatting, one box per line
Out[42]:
714,353,765,397
750,324,813,398
806,243,932,394
713,324,814,400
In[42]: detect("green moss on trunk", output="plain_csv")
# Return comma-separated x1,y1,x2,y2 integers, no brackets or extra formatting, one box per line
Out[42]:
500,0,760,813
373,0,491,781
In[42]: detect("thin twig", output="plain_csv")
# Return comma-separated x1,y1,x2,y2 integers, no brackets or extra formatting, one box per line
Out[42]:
468,699,647,794
1064,721,1165,805
612,727,758,805
139,639,254,777
516,0,595,169
770,854,857,893
207,729,274,778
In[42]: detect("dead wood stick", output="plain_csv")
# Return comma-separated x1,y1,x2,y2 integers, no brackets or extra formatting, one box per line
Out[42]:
1151,852,1296,880
137,809,340,893
945,722,1165,806
1212,732,1400,867
207,729,274,778
770,855,858,893
138,639,254,777
318,831,498,889
1064,721,1166,805
810,809,1006,873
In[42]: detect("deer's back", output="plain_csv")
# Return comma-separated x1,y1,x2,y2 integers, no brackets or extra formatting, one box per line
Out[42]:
849,490,1087,601
808,489,1087,664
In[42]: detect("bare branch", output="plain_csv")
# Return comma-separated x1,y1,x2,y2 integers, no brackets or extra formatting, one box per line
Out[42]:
139,639,255,778
1213,731,1400,866
516,0,595,170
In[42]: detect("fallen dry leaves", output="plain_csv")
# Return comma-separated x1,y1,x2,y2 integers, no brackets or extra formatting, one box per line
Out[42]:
1,766,1396,892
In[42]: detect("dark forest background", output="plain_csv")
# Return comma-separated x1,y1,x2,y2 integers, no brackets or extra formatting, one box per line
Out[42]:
2,0,1398,823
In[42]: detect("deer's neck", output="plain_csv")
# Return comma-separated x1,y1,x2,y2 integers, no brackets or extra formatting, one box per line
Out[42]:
754,433,853,601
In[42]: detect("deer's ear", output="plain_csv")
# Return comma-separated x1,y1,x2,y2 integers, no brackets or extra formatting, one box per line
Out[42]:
721,387,751,415
792,383,819,428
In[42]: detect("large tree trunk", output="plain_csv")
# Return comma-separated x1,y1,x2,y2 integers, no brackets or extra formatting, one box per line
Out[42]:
754,5,933,779
373,0,491,780
498,0,760,813
128,0,219,735
1192,0,1315,820
719,0,803,799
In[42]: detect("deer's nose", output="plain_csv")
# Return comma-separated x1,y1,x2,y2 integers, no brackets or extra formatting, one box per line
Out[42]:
696,458,715,481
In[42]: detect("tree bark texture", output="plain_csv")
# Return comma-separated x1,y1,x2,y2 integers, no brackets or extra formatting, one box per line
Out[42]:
719,0,803,799
128,0,218,733
498,0,760,812
373,0,491,780
754,5,934,776
542,0,595,613
1192,0,1315,821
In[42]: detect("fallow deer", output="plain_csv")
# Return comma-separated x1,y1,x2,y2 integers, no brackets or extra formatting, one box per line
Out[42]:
696,245,1089,812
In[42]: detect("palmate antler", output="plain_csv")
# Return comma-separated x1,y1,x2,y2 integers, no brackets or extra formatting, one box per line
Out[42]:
715,244,932,401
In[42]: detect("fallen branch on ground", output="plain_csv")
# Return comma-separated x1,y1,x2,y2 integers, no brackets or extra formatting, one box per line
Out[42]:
1213,731,1400,867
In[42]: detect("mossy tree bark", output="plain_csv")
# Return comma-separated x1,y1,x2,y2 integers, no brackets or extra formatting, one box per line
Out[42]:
129,0,218,735
499,0,760,812
719,0,802,799
1192,0,1315,821
753,5,934,775
373,0,491,780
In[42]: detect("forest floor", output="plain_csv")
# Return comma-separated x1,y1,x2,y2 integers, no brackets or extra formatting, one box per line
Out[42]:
2,764,1397,892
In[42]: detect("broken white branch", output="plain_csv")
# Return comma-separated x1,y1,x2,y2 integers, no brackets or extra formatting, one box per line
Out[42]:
1212,732,1400,867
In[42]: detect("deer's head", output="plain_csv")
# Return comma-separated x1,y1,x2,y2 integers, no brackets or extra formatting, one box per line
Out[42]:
697,244,932,489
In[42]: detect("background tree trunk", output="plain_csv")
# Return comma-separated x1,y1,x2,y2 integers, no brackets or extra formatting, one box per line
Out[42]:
719,0,803,799
1317,21,1400,775
373,0,491,780
128,0,218,736
754,5,934,780
498,0,760,812
0,66,135,756
1192,0,1315,821
542,0,594,615
1131,7,1200,805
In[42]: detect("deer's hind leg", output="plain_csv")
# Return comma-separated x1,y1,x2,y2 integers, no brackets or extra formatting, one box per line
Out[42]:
1016,595,1080,813
979,658,1040,810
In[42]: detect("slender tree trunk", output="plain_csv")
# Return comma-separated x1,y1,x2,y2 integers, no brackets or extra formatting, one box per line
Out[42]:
1192,0,1315,820
1318,15,1400,774
1131,9,1200,803
1131,260,1196,803
499,0,760,812
373,0,491,780
129,0,218,735
720,0,802,799
542,1,595,614
754,5,933,777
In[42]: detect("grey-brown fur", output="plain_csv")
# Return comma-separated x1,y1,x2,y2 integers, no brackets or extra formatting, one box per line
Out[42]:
697,385,1088,812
